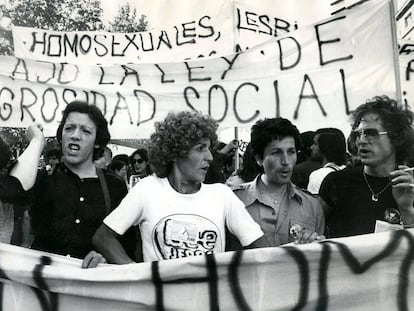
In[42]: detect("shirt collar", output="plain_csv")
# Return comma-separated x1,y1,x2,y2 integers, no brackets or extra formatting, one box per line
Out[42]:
241,174,303,206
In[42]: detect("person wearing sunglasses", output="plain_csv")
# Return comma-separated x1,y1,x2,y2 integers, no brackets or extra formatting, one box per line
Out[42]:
128,149,150,186
92,110,267,264
319,95,414,238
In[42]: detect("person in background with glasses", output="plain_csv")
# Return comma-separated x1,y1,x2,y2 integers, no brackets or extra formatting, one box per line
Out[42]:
128,149,150,187
319,95,414,238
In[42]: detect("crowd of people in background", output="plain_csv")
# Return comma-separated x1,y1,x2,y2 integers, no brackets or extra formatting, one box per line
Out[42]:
1,95,414,268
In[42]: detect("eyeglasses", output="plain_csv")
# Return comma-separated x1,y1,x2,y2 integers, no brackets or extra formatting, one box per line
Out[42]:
132,158,145,164
351,128,388,141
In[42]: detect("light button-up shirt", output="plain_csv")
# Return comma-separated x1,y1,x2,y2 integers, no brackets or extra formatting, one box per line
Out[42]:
232,175,325,247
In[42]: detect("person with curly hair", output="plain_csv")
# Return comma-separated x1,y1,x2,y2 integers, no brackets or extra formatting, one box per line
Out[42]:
319,95,414,237
93,110,266,263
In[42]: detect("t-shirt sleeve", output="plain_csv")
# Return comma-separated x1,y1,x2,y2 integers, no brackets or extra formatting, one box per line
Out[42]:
103,181,144,235
0,175,25,203
319,173,335,207
307,171,319,194
224,187,264,246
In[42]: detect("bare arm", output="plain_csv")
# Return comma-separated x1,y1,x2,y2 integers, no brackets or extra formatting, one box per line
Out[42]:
243,235,268,249
10,124,45,190
92,223,135,265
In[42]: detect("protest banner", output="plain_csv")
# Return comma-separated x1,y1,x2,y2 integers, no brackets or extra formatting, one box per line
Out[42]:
0,229,413,310
399,39,414,110
12,0,379,65
0,1,398,139
11,0,235,64
233,0,331,51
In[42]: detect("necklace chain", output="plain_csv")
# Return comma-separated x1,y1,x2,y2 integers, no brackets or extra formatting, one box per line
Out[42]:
363,172,391,202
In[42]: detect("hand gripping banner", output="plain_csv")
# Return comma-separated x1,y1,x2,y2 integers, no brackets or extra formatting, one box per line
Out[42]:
0,229,413,310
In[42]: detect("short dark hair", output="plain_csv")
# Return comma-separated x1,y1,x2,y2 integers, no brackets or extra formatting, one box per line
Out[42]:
56,101,110,158
317,129,347,165
296,131,315,164
238,143,260,182
250,117,300,160
351,95,414,164
149,111,218,178
112,154,129,165
46,148,61,160
109,159,127,172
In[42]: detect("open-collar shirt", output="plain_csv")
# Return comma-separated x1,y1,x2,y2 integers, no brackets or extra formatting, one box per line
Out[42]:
232,175,325,246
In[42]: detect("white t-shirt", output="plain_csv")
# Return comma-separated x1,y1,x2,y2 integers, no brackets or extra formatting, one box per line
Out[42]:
307,162,346,194
104,175,263,262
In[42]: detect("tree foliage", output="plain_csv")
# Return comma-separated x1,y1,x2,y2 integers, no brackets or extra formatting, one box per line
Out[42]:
9,0,104,31
109,3,148,33
0,0,148,55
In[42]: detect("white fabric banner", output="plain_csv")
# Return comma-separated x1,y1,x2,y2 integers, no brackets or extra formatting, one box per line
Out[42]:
233,0,331,51
0,1,397,139
12,0,382,65
399,40,414,110
12,0,235,64
0,229,413,310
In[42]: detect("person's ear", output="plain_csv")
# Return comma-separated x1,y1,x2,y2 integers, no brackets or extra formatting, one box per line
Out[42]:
254,154,263,167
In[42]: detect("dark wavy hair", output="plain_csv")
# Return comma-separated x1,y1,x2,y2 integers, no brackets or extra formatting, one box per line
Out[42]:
130,148,149,163
149,111,218,177
56,101,110,158
251,117,301,163
351,95,414,164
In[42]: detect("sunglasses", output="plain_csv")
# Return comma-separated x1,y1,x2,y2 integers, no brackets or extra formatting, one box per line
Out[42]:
351,128,388,141
132,158,145,164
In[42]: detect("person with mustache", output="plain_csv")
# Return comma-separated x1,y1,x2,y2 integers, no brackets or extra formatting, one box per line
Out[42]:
230,117,325,248
92,110,267,263
29,101,135,268
319,96,414,237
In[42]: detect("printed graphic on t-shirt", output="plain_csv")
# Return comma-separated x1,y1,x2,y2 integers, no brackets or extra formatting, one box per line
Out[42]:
152,214,222,260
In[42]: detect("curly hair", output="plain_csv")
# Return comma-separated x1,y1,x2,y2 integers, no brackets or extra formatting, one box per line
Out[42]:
149,111,218,177
56,101,110,158
250,117,301,161
351,95,414,164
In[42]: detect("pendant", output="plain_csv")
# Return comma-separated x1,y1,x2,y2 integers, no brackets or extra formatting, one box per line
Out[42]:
372,194,379,202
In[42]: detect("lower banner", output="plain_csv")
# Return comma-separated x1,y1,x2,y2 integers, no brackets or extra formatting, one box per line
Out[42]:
0,229,413,310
